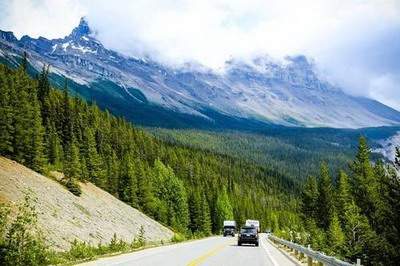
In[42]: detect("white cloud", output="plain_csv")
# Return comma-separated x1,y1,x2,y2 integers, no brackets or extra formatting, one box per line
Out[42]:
1,0,400,110
0,0,86,39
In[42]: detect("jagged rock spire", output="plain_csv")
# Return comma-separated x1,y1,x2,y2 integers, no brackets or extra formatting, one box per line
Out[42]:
69,17,91,39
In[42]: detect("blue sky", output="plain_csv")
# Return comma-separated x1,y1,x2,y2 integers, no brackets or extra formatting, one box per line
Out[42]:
1,0,400,110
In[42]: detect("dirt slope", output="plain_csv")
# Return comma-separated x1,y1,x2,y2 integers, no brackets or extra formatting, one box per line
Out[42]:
0,157,174,251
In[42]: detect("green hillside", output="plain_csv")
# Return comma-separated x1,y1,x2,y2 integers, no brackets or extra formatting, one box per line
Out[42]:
0,62,299,238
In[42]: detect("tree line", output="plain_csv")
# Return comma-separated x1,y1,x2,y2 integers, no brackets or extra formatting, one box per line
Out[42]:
299,137,400,265
0,59,299,236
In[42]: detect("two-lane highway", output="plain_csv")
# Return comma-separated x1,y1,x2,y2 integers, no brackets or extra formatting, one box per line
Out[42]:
80,234,298,266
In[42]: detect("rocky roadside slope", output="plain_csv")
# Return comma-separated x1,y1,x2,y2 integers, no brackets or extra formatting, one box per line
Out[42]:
0,156,174,251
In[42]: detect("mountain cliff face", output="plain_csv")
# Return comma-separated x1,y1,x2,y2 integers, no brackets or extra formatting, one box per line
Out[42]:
1,18,399,129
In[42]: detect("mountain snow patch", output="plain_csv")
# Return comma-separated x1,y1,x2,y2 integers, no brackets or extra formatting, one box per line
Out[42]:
71,44,96,54
51,44,57,53
61,41,71,51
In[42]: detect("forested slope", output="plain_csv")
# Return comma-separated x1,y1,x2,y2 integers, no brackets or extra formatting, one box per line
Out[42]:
152,124,399,181
0,61,300,237
295,138,400,265
152,129,353,181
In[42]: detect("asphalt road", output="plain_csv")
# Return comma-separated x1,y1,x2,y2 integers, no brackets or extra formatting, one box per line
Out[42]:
80,234,298,266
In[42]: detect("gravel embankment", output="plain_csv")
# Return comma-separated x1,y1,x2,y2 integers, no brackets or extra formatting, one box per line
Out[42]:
0,156,174,251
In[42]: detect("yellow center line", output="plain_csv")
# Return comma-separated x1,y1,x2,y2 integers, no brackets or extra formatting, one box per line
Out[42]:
187,241,229,266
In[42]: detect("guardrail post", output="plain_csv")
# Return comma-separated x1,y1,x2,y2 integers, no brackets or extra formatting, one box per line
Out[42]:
307,256,313,266
307,244,313,266
299,251,304,260
356,259,361,266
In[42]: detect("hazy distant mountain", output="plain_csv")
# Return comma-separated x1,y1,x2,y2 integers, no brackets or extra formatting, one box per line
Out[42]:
1,17,400,129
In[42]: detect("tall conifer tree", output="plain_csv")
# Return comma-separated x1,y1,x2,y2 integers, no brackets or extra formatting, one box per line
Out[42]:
301,175,318,221
317,162,335,229
0,65,14,156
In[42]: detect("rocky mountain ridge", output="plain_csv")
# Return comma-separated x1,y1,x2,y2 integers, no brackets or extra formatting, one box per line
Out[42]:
1,17,399,128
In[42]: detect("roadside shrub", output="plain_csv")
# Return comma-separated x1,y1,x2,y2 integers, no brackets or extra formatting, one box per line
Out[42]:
0,193,50,266
95,241,109,255
131,226,146,248
171,233,186,243
66,239,96,260
109,233,128,252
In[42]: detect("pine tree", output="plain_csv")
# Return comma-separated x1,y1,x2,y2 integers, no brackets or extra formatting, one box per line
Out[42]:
188,190,202,234
11,69,46,172
63,138,81,179
348,139,394,264
37,65,51,123
46,121,63,169
371,160,391,231
151,159,189,231
0,66,14,156
317,162,335,229
305,218,326,251
136,163,155,215
79,154,89,181
336,170,352,225
271,214,279,233
105,149,119,196
12,69,32,164
118,153,137,207
379,158,400,263
61,82,73,146
84,129,103,186
342,200,382,264
199,193,212,235
215,186,234,232
301,175,318,221
349,136,375,220
26,84,46,173
327,212,345,255
37,65,50,105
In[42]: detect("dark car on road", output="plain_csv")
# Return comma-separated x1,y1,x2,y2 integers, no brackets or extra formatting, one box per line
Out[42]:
238,225,259,246
223,225,236,237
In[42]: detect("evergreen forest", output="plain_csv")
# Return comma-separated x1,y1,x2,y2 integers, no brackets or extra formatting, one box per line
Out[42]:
0,61,298,237
1,59,399,265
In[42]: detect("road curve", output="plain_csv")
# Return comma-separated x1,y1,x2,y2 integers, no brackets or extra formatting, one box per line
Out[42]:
80,234,298,266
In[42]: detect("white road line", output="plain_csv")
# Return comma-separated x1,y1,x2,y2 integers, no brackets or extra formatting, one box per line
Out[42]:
261,236,279,266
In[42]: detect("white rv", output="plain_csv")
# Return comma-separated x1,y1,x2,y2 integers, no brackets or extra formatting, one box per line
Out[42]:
245,219,260,233
223,220,236,236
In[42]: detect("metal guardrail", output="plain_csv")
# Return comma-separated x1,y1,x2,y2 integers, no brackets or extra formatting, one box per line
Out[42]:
268,235,361,266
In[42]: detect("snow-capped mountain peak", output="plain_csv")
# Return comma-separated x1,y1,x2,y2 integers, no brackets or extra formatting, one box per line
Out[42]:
0,17,400,129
